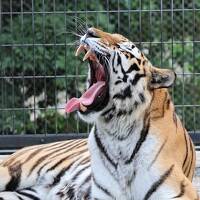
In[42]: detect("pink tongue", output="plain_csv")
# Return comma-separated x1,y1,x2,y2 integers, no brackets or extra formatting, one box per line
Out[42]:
65,81,105,113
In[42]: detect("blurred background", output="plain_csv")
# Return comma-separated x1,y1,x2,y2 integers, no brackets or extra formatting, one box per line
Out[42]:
1,0,200,147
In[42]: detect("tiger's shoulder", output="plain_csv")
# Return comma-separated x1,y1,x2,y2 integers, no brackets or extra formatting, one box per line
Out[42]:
149,88,196,181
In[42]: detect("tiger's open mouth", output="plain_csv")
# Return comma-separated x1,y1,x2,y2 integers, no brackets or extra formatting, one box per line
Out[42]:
65,44,109,113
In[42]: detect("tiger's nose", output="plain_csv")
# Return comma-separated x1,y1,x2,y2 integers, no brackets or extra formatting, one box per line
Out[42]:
80,28,98,44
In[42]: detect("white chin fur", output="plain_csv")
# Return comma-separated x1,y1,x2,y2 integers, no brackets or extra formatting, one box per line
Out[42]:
78,111,101,124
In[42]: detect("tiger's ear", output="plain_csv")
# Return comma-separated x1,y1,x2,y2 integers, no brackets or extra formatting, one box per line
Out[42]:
149,67,176,89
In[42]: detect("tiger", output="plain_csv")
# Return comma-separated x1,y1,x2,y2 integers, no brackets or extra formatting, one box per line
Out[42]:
0,27,198,200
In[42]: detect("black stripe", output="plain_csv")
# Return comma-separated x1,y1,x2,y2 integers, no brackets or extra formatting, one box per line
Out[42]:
16,195,24,200
56,191,65,198
28,141,78,174
185,138,194,178
46,149,87,173
36,160,52,177
131,44,135,49
93,177,114,198
172,181,186,198
116,108,132,117
166,99,170,109
51,162,74,186
112,52,117,73
125,120,150,164
94,129,117,169
129,53,136,59
71,164,90,182
83,185,91,200
21,141,70,164
6,162,22,191
50,156,88,188
28,153,55,176
67,187,75,199
143,165,174,200
124,53,129,59
16,191,40,200
79,156,90,166
113,85,132,100
137,58,141,65
49,143,87,162
126,63,140,73
82,174,92,185
30,140,86,176
115,80,122,85
134,101,139,108
117,109,127,117
117,52,122,66
182,129,189,172
104,113,114,123
22,148,46,164
117,52,128,82
148,138,167,169
75,173,91,199
48,140,86,160
139,93,145,103
3,142,61,167
131,73,146,85
142,60,146,66
22,142,72,170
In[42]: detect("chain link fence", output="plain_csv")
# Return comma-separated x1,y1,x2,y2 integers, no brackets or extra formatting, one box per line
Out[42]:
0,0,200,147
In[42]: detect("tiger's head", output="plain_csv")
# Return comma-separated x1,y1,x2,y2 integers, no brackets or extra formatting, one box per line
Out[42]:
65,28,176,123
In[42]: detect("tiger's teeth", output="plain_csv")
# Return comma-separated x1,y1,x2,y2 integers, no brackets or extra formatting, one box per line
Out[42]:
83,49,93,61
80,103,87,112
75,45,85,56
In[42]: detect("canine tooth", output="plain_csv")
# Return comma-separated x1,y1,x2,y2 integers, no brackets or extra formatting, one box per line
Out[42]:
83,49,92,61
80,103,87,112
75,45,85,56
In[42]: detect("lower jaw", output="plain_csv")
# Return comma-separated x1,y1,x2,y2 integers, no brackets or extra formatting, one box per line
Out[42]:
79,87,109,115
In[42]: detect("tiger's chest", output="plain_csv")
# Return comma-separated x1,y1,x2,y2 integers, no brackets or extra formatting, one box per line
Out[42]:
116,136,161,199
89,128,162,200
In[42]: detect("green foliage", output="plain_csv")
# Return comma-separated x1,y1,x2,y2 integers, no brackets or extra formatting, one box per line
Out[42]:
1,0,200,134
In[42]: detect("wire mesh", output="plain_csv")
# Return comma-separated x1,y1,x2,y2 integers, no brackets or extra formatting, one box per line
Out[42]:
0,0,200,136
